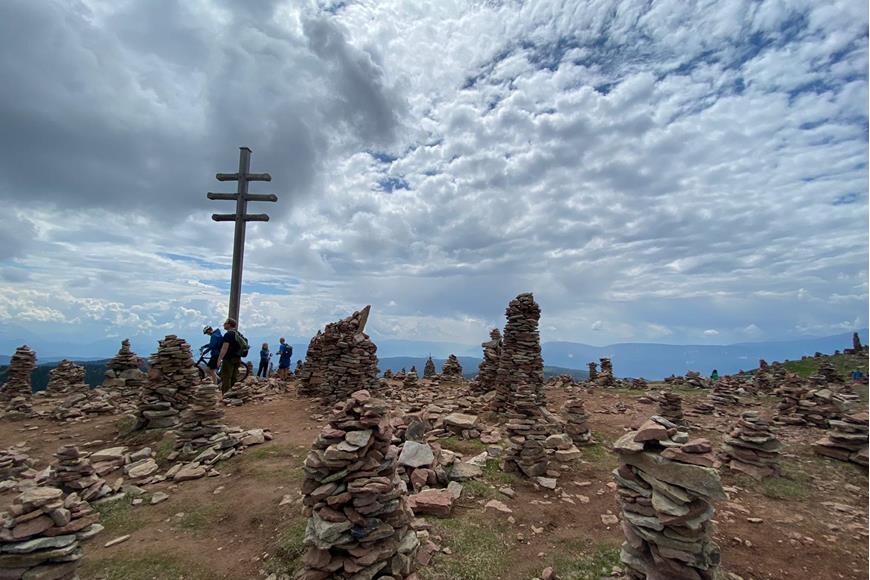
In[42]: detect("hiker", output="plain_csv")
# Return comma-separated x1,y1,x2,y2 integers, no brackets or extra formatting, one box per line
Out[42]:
201,325,223,384
258,342,271,378
216,318,245,394
278,337,293,380
710,369,719,381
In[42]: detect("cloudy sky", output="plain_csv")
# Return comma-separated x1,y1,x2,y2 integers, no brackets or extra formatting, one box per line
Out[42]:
0,0,867,355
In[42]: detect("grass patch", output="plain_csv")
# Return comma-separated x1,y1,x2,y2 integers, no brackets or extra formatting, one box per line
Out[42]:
81,553,210,580
425,517,509,580
461,479,499,500
154,433,177,464
94,496,144,535
581,437,617,468
266,517,307,575
439,436,486,456
115,415,138,437
178,503,227,532
547,541,621,580
782,353,868,403
761,473,811,501
480,459,520,485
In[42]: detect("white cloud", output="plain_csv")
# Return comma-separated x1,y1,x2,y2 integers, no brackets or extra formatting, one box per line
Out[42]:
703,329,720,336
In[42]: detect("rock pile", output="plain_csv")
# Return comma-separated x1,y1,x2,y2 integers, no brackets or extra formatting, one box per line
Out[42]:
383,369,393,380
708,377,740,408
49,445,113,501
587,362,598,382
720,412,782,480
45,361,86,396
297,389,419,579
546,374,579,389
423,357,436,379
614,417,725,580
0,346,37,418
562,398,592,446
102,340,147,406
503,384,554,477
629,378,648,390
597,358,616,387
813,412,869,467
657,392,685,426
0,486,101,579
108,339,142,372
752,367,773,393
683,371,707,389
441,355,463,379
816,362,843,385
0,447,36,485
492,293,544,411
176,383,226,452
134,336,199,431
298,306,380,404
223,376,290,406
472,328,502,395
403,370,419,389
774,375,847,427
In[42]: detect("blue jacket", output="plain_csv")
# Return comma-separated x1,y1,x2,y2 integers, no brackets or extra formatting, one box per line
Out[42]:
205,329,223,357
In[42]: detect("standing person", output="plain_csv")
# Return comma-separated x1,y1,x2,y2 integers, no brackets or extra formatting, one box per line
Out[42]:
200,325,223,384
278,337,293,380
258,343,271,378
710,369,719,381
216,318,242,394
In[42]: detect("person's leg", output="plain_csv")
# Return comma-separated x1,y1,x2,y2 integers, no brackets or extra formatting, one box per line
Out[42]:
230,359,240,389
219,362,232,394
258,361,267,377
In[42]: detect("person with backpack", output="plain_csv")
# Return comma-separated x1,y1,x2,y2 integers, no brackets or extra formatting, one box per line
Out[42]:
277,337,293,380
258,342,271,379
216,318,249,394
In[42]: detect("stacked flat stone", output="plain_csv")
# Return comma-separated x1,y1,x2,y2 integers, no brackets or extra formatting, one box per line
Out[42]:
813,412,869,467
630,378,648,390
0,448,35,484
720,412,782,480
176,383,226,453
383,369,393,380
774,375,846,427
503,384,552,477
297,389,419,580
546,374,578,389
423,357,436,379
52,390,116,422
562,398,592,446
684,371,706,389
44,361,86,396
816,362,844,385
587,362,598,381
752,367,773,394
473,328,502,395
403,370,419,389
709,377,740,407
48,446,112,502
492,293,545,411
298,306,380,404
0,487,101,579
0,346,37,418
657,391,685,426
134,335,199,431
596,358,616,387
614,417,725,580
102,341,146,404
108,339,141,371
441,354,463,379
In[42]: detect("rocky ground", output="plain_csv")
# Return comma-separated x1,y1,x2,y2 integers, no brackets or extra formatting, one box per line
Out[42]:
0,380,867,580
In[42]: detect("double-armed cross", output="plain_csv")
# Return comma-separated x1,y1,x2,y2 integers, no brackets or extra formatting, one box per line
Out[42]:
207,147,278,323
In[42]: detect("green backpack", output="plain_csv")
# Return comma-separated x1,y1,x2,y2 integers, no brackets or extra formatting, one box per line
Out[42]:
235,332,250,358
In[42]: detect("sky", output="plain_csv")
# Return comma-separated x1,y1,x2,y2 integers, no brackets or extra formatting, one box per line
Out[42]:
0,0,867,356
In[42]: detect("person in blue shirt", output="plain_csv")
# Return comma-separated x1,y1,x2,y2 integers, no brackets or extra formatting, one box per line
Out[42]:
258,343,271,378
201,325,223,384
277,337,293,380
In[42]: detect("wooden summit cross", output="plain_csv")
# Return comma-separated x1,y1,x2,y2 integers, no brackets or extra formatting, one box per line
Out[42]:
208,147,278,323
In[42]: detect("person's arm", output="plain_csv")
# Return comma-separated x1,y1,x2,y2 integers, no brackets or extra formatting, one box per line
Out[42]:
217,342,229,366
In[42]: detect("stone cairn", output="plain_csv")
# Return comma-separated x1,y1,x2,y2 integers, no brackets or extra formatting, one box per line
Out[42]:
423,357,436,379
597,357,616,387
629,378,648,390
44,361,86,396
813,411,869,467
0,447,36,486
708,377,740,408
102,339,146,403
0,486,101,579
297,389,419,580
383,369,393,380
134,335,199,431
816,362,844,385
503,384,552,477
587,362,598,382
472,328,501,395
657,391,685,426
176,382,226,453
492,293,544,411
48,445,113,501
298,306,379,405
562,398,593,446
720,412,782,480
0,346,37,419
773,374,846,427
440,354,463,379
614,417,725,580
403,370,419,389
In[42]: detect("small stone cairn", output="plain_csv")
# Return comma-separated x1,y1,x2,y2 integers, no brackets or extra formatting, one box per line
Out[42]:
48,445,113,501
562,398,592,446
587,362,598,382
596,357,616,387
176,382,226,452
629,377,648,390
44,361,86,396
297,389,419,580
383,369,393,380
0,447,36,486
472,328,501,395
102,339,146,403
298,306,379,404
492,293,545,411
614,417,725,580
813,411,869,467
440,354,463,379
423,357,436,379
0,346,37,419
774,374,846,427
403,370,419,389
720,412,782,480
657,391,685,426
0,486,102,579
134,335,199,431
708,377,740,408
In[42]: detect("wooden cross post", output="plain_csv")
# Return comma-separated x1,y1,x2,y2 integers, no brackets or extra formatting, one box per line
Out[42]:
208,147,278,324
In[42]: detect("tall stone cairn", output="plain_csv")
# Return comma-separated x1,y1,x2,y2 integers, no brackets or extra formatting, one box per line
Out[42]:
298,306,379,404
597,357,616,387
48,445,113,501
176,382,227,454
562,398,593,446
657,391,685,426
441,354,463,379
108,339,141,372
134,336,199,431
813,411,869,467
472,328,502,395
0,346,37,418
852,332,863,352
422,357,436,379
492,293,544,411
297,389,419,580
503,384,552,477
587,361,598,381
614,417,725,580
720,412,782,480
45,360,86,395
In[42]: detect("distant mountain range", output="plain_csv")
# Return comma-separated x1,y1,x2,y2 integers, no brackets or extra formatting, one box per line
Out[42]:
0,329,865,380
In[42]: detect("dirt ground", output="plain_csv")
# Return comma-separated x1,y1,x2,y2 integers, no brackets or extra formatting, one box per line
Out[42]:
0,383,867,580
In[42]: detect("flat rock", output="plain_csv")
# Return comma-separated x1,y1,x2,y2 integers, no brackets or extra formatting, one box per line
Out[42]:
398,441,435,468
408,489,454,517
449,462,482,481
443,413,478,430
484,499,512,514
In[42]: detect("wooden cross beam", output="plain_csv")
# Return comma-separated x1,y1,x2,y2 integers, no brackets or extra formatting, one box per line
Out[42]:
208,147,278,324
